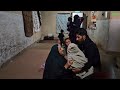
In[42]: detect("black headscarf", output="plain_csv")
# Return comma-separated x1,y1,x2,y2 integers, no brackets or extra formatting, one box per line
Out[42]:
43,44,75,79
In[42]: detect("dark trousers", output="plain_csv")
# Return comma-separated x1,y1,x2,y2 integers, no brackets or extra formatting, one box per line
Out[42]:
60,39,64,46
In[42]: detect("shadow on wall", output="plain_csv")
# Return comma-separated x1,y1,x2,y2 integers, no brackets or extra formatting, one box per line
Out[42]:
22,11,33,37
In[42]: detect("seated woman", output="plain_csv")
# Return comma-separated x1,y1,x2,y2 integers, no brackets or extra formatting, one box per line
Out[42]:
43,39,76,79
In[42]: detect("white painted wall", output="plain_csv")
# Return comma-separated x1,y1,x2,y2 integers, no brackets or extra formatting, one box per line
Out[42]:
107,11,120,52
87,20,109,49
41,11,73,38
87,11,109,50
0,11,42,67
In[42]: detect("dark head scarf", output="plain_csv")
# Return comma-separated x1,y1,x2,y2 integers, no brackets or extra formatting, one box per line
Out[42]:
43,44,75,79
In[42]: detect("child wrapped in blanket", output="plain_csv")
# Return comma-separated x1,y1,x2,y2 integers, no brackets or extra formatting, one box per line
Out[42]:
67,43,94,79
60,38,94,79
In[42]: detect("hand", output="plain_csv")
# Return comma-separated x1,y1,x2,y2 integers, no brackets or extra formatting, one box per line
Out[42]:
72,68,81,74
58,47,64,55
68,60,73,65
64,60,73,69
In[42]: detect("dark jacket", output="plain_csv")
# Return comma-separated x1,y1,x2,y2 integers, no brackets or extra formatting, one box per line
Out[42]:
43,44,75,79
58,33,64,41
68,18,84,43
78,37,101,73
58,33,64,45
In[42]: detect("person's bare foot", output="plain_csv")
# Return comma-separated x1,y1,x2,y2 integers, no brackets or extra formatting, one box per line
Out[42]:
38,63,45,72
38,68,44,72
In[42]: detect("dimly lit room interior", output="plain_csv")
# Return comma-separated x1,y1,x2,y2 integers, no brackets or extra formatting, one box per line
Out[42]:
0,11,120,79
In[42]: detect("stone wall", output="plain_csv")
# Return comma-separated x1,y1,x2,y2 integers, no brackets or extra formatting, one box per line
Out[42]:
87,11,109,50
0,11,42,67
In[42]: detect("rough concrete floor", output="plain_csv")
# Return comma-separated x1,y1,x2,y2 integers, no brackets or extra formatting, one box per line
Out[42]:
0,40,120,79
0,40,56,79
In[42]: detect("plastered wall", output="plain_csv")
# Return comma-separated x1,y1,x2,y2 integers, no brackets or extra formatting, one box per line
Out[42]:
0,11,42,67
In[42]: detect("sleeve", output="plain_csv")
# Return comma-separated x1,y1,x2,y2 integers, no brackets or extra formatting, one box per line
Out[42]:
55,61,74,79
67,21,70,27
80,46,95,72
63,34,65,37
58,33,60,38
